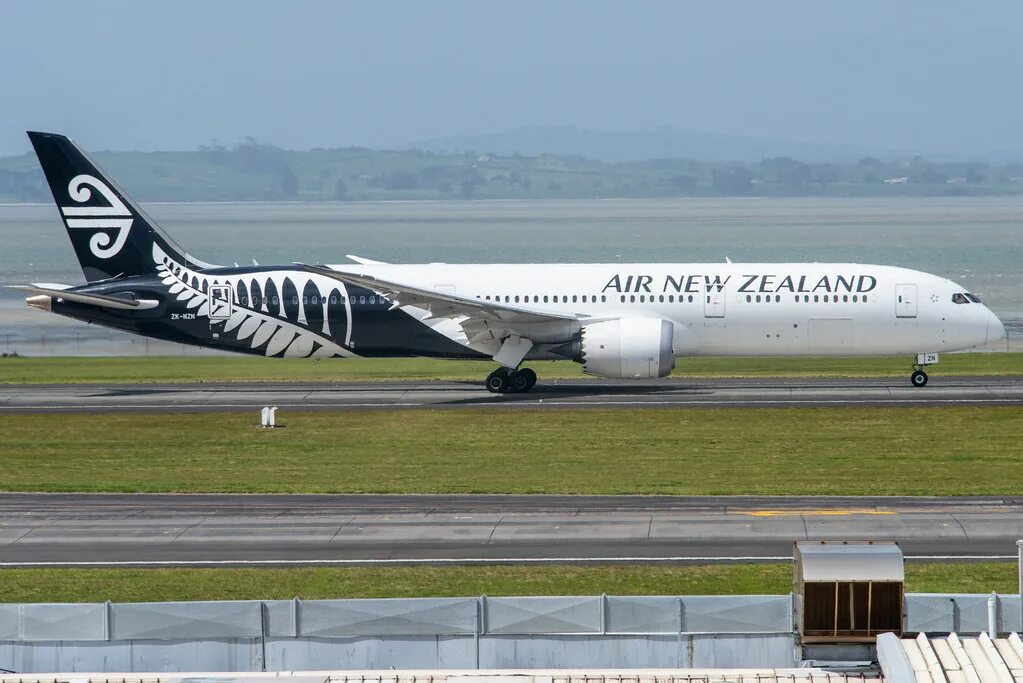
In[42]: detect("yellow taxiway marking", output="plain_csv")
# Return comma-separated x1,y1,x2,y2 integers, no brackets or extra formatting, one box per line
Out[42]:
746,509,897,517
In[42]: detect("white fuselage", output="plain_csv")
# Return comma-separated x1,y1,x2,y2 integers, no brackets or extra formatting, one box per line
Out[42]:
327,262,1004,357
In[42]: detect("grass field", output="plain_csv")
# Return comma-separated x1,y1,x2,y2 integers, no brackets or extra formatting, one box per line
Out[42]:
0,352,1020,384
1,406,1019,494
0,563,1013,603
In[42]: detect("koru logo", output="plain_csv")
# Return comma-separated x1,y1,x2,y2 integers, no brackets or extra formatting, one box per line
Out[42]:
60,174,133,259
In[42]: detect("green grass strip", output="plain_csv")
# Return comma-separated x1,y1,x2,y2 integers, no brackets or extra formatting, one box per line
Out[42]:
1,353,1020,384
0,563,1013,603
1,407,1019,494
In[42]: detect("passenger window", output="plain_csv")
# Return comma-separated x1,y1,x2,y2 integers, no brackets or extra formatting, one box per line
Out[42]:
688,295,694,303
359,296,366,304
639,295,645,303
668,295,674,303
755,295,761,303
368,296,375,304
843,295,848,302
582,295,587,303
291,296,298,304
823,295,829,303
630,295,636,303
543,295,549,303
514,295,520,303
533,295,539,303
504,296,509,302
863,295,868,302
804,295,809,303
311,296,318,305
775,295,781,303
659,295,664,303
553,295,559,303
272,296,279,305
601,295,606,302
621,295,626,303
852,295,857,303
813,295,819,302
746,295,752,303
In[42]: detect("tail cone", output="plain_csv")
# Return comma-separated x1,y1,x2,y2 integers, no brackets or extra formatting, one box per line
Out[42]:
26,295,51,312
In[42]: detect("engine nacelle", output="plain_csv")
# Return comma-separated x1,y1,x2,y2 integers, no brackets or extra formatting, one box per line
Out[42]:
581,318,675,379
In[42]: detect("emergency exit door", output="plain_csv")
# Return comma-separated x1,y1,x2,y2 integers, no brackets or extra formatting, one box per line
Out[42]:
895,283,917,318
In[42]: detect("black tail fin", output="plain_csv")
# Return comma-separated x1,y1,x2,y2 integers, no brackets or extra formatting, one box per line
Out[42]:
27,131,207,282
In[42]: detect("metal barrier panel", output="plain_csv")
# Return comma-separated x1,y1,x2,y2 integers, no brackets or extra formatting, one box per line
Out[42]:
688,633,796,668
19,604,107,642
0,606,19,640
907,593,1023,634
264,600,298,637
111,601,263,640
605,596,680,633
300,598,478,637
478,635,680,669
485,597,601,634
265,636,476,670
681,596,791,633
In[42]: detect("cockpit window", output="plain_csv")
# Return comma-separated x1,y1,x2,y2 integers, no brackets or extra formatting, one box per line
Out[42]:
952,293,969,304
965,293,982,303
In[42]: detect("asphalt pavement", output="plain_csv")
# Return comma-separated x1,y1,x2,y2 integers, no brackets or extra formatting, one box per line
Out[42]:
1,375,1021,412
1,494,1020,566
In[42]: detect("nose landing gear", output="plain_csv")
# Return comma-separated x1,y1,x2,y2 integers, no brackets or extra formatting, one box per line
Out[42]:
910,353,938,387
485,367,538,393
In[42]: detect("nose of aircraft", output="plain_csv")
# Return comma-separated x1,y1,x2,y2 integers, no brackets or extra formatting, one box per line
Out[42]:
987,309,1006,344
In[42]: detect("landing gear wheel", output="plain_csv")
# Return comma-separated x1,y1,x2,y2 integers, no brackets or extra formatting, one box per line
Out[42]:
485,368,512,393
911,369,928,387
508,372,531,393
518,367,537,392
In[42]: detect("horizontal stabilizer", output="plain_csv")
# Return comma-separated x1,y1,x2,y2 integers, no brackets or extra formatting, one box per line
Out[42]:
7,285,155,310
346,254,388,265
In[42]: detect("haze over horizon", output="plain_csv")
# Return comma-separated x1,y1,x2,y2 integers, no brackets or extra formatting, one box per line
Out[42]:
2,1,1022,159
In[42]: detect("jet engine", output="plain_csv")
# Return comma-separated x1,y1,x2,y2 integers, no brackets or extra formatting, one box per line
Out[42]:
580,318,675,379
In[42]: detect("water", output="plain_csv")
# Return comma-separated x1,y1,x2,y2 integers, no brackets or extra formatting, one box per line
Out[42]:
1,197,1020,355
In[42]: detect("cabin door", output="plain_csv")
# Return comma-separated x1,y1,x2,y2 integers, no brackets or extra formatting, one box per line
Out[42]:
895,283,917,318
704,284,726,318
208,284,233,326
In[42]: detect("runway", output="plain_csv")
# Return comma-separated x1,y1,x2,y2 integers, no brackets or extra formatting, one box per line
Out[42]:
1,494,1020,566
1,375,1022,413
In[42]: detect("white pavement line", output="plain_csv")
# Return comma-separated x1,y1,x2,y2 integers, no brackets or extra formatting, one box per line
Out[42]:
0,554,1015,567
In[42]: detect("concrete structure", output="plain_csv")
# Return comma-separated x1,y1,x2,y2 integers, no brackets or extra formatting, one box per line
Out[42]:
0,594,1021,674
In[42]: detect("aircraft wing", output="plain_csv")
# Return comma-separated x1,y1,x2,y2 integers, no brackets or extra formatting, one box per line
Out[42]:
298,264,578,324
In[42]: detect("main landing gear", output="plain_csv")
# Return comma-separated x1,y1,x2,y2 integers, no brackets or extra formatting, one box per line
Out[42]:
485,367,538,393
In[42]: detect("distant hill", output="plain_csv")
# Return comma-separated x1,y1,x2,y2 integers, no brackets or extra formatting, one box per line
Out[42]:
411,125,894,164
2,138,1022,203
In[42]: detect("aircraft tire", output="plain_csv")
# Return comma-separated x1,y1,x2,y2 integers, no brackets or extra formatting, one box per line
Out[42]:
518,367,537,391
485,368,511,393
911,370,928,387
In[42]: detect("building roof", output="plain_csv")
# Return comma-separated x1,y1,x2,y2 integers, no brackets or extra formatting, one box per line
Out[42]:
797,541,904,582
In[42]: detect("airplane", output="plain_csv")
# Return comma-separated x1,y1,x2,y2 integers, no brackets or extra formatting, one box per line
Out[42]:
13,131,1006,392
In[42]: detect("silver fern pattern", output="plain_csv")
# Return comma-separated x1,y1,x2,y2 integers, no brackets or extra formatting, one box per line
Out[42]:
153,244,358,359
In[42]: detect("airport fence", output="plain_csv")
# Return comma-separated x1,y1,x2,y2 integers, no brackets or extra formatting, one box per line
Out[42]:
0,593,1018,673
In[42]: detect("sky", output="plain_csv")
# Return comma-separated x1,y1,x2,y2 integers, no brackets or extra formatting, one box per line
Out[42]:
1,1,1022,157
